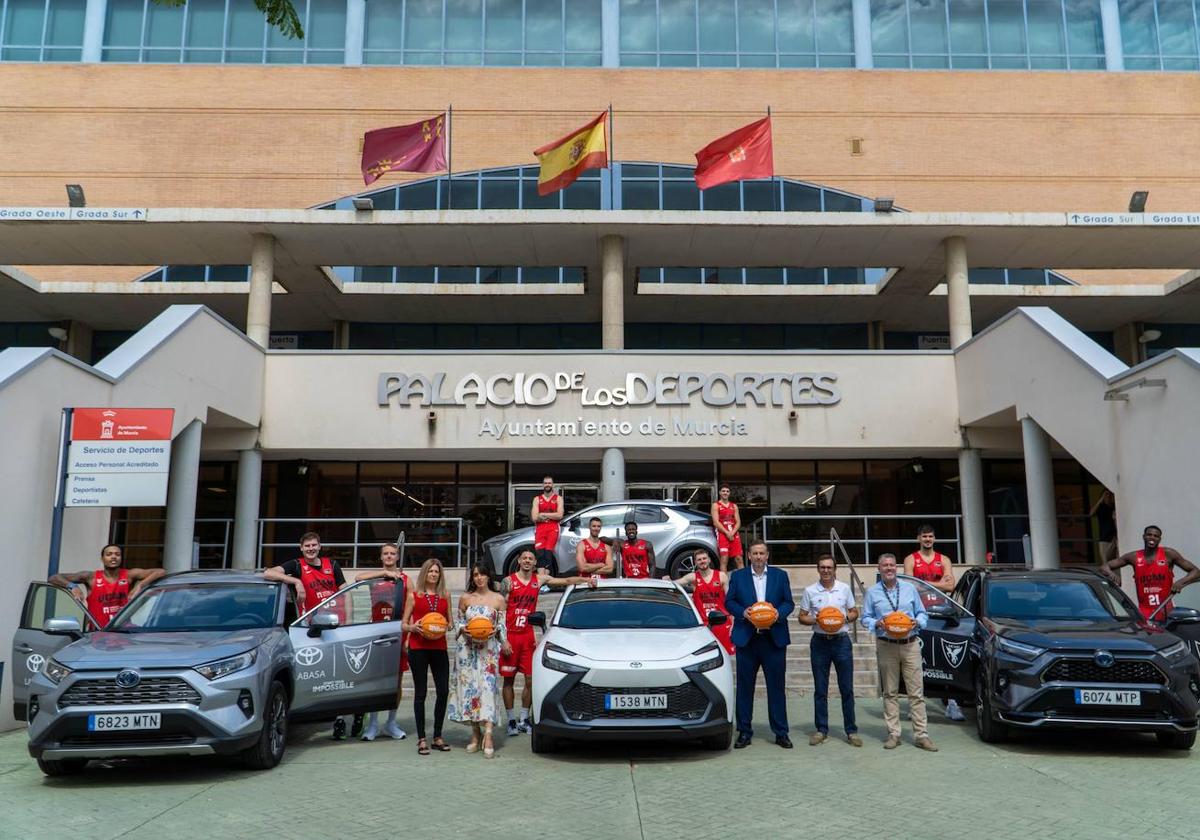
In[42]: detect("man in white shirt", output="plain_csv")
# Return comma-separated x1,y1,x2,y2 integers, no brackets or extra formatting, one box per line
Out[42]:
798,554,861,746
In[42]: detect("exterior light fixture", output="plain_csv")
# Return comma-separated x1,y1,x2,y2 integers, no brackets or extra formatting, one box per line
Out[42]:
66,184,86,208
47,326,68,341
352,197,374,211
1128,191,1148,213
1138,329,1162,344
873,197,895,213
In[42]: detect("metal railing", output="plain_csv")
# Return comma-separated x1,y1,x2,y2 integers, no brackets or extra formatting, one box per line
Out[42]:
988,514,1100,566
255,516,479,568
829,527,866,643
110,518,234,568
751,513,963,566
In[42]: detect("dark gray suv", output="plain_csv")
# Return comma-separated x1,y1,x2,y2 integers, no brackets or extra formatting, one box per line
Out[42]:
14,571,403,775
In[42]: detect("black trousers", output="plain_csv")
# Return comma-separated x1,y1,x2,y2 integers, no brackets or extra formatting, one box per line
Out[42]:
408,648,449,739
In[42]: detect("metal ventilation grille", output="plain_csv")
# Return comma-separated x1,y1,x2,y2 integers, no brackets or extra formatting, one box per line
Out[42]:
59,677,203,708
561,684,708,720
1041,659,1167,686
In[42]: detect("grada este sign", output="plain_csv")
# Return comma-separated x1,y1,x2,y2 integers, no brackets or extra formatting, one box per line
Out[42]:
377,371,841,409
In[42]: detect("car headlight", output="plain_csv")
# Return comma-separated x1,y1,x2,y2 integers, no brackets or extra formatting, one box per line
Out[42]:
542,642,587,674
684,642,723,673
193,650,257,681
1160,640,1192,663
43,659,73,685
996,637,1046,662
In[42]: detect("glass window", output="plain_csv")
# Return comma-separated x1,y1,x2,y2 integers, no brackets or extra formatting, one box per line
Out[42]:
3,0,86,59
1120,0,1200,68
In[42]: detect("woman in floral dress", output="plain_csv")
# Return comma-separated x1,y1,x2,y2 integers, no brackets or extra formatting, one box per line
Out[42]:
449,563,510,758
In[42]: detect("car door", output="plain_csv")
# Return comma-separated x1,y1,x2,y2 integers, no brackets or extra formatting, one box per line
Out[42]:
12,583,101,721
905,576,976,700
556,504,629,573
287,580,403,720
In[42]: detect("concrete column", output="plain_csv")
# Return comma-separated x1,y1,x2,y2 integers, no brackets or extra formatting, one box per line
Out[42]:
1020,417,1060,570
958,447,986,565
231,448,262,570
945,236,972,348
164,419,203,573
344,0,366,66
1100,0,1125,71
65,321,93,363
851,0,874,69
1112,323,1139,366
601,234,625,350
600,448,625,503
333,320,351,349
601,0,620,67
81,0,106,63
246,234,275,348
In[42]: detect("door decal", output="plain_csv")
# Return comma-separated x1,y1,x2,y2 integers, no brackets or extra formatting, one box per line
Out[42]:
343,642,372,675
940,638,968,669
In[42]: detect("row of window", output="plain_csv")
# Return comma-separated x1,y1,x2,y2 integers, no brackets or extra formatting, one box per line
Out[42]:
6,0,1200,68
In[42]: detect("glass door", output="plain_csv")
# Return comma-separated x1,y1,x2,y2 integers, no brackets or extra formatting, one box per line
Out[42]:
509,484,599,530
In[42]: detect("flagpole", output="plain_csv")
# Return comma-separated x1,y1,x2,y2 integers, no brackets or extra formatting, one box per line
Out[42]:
447,104,453,210
768,106,777,212
608,103,614,211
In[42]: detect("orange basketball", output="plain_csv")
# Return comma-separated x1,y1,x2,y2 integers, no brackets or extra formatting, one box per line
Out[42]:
417,611,448,639
747,601,779,630
881,611,916,639
465,615,495,642
816,606,846,633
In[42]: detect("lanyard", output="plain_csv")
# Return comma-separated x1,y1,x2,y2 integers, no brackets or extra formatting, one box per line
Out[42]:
882,583,902,613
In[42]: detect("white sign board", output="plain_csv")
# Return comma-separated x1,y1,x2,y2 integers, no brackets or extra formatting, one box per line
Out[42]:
0,207,148,221
65,408,174,508
66,473,171,507
1067,212,1200,226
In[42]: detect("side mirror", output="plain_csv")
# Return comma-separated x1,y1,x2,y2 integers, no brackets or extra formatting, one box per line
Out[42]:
528,612,546,629
927,603,960,627
45,617,83,638
1165,607,1200,627
306,611,340,638
707,611,728,627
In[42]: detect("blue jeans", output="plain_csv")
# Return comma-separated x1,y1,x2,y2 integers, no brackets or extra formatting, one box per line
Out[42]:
810,633,856,735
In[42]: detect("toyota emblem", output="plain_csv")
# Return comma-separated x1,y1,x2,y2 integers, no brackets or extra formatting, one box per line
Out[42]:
1093,650,1115,669
115,669,141,688
294,646,324,667
629,661,643,669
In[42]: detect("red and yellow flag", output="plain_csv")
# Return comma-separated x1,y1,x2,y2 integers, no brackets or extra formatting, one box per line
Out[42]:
361,114,447,186
533,112,608,196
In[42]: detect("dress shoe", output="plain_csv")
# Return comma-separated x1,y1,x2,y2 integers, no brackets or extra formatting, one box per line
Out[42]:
915,736,939,752
808,732,827,746
775,735,793,749
883,734,901,749
734,734,752,749
846,734,863,747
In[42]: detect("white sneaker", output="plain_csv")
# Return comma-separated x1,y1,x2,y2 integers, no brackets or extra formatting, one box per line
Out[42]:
946,699,966,722
384,721,407,740
361,721,379,741
517,719,531,734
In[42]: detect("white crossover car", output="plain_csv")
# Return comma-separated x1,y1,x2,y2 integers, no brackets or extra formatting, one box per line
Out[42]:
529,579,734,753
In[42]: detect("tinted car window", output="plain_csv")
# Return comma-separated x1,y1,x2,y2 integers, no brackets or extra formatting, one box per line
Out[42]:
986,580,1138,622
634,505,669,524
110,584,280,632
558,587,699,629
679,507,713,523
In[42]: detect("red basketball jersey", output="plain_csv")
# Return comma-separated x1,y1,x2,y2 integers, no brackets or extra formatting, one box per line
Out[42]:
582,539,609,575
296,557,340,613
620,539,652,578
692,570,728,616
910,552,945,582
370,573,407,622
87,569,130,628
716,501,738,529
506,573,541,636
1134,548,1174,619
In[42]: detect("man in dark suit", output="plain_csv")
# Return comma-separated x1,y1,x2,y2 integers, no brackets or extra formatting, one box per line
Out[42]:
725,538,795,748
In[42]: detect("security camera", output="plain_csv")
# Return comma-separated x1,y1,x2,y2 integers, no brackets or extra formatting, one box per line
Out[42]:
427,411,437,423
787,410,798,421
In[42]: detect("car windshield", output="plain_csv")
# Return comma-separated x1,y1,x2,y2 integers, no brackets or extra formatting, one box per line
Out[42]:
985,579,1138,623
108,584,280,632
558,587,699,630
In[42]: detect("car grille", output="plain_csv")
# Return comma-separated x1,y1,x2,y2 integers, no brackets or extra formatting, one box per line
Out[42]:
59,677,203,708
561,683,709,720
1040,658,1167,686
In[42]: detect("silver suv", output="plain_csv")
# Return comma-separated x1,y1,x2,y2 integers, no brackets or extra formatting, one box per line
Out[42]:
13,571,403,776
482,500,719,579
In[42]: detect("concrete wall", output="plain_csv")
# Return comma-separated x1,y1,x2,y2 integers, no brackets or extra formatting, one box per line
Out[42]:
2,65,1198,284
261,350,961,454
0,306,264,730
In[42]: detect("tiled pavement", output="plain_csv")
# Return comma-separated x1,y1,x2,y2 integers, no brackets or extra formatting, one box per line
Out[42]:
2,698,1196,840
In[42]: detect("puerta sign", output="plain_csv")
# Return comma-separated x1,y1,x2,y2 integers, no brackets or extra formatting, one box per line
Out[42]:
377,370,841,409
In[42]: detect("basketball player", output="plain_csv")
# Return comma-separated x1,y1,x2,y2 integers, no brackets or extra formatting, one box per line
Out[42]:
531,476,564,572
667,547,734,654
903,524,964,721
354,543,410,741
575,516,614,577
500,549,591,735
711,484,743,571
1103,525,1200,619
50,544,165,628
614,520,656,578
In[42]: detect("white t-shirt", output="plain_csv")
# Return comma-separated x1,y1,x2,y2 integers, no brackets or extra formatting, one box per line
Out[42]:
799,579,855,636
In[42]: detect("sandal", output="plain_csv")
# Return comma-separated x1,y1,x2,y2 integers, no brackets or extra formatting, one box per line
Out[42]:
417,738,430,756
431,737,451,752
483,731,495,759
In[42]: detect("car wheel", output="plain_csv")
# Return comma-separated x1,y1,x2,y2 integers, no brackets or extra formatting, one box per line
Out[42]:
1156,730,1197,750
974,671,1009,744
243,680,289,770
36,757,87,777
530,725,556,755
669,548,700,578
702,725,733,751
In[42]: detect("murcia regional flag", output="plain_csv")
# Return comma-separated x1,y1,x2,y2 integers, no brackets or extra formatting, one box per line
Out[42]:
361,114,447,186
693,117,774,190
534,112,608,196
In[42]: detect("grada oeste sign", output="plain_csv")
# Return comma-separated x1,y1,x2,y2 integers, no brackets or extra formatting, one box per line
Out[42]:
377,370,841,409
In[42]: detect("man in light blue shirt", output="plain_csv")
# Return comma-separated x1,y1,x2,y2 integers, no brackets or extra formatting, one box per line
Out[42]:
860,553,937,752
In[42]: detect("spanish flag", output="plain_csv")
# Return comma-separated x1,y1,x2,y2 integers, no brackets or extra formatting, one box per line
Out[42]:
534,112,608,196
